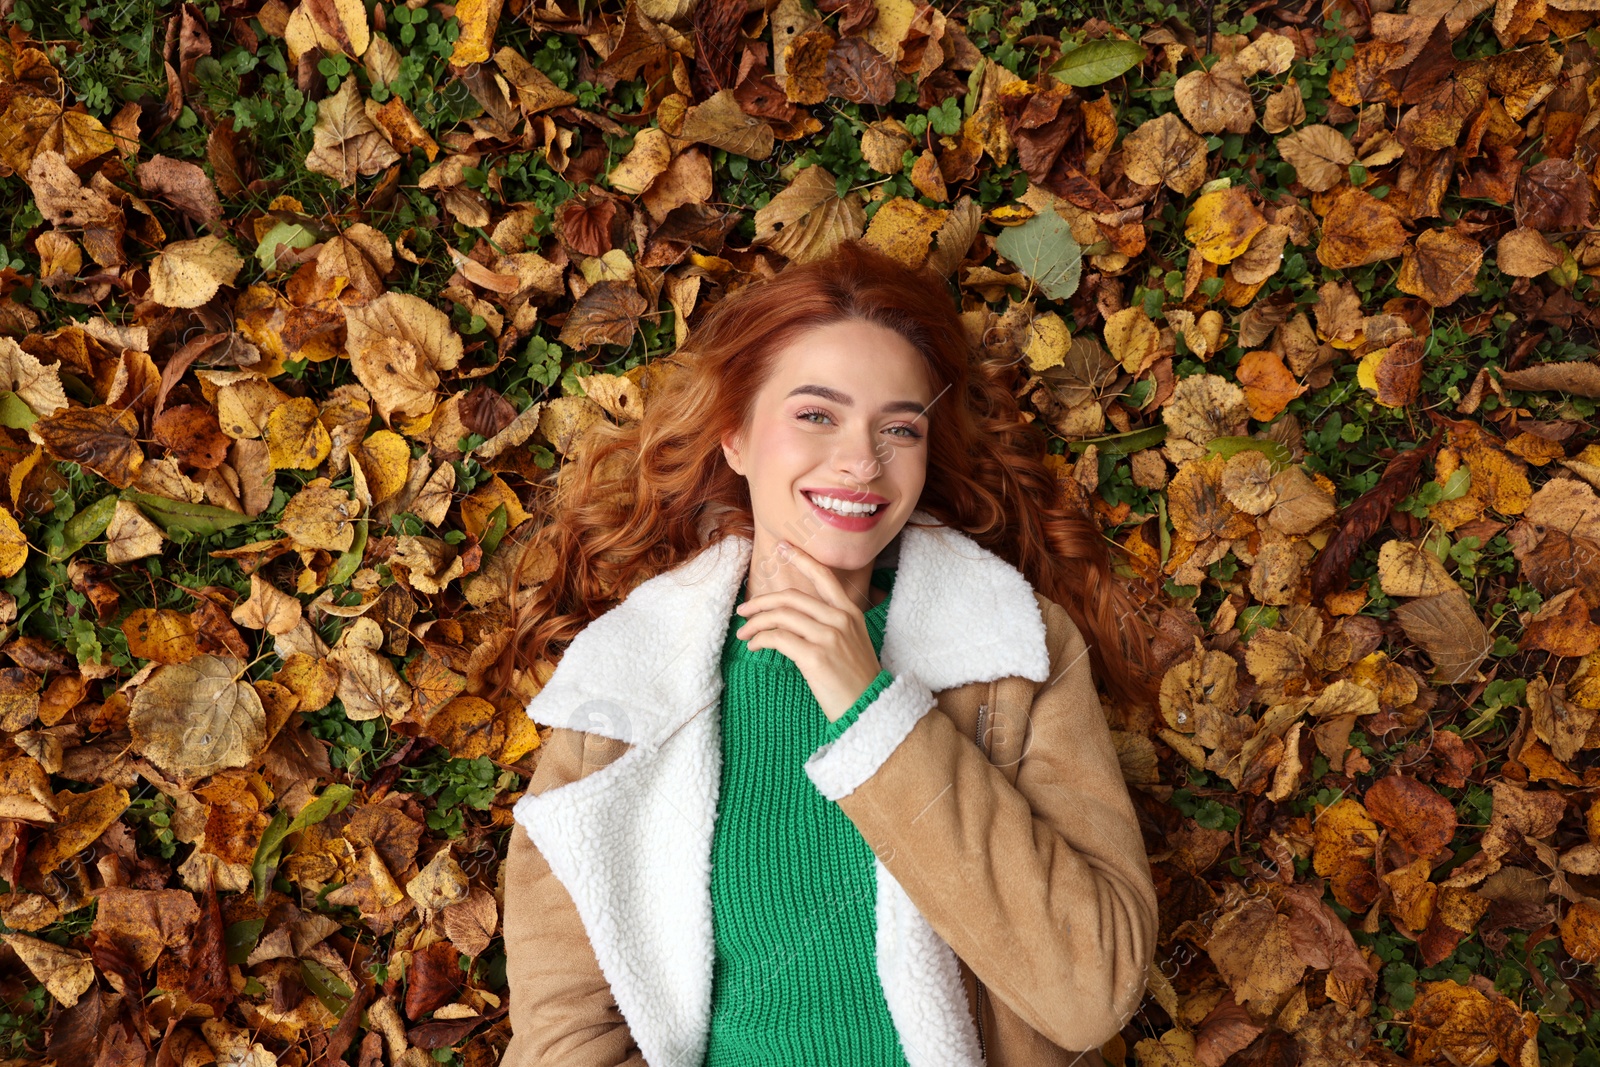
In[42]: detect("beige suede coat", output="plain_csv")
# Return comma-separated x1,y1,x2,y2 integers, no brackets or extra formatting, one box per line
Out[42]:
499,510,1157,1067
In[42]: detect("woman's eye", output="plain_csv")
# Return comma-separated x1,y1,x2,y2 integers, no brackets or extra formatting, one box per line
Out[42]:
797,409,921,439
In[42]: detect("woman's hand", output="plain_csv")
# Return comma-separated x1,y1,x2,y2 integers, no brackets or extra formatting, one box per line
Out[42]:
733,540,884,722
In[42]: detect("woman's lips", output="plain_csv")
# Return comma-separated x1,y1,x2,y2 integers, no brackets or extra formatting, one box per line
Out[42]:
802,491,887,532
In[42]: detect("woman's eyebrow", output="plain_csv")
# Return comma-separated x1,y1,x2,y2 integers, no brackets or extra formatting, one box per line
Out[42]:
785,384,928,417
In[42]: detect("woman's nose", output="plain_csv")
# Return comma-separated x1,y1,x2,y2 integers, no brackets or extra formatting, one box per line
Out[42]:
833,431,884,484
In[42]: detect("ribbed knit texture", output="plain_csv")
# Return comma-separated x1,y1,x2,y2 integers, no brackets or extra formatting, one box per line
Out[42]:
702,566,908,1067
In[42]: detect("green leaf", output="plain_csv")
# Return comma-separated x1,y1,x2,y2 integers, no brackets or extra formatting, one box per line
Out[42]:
225,918,266,966
251,811,291,904
1439,466,1472,501
0,391,37,429
301,958,354,1016
1237,605,1279,640
288,784,355,835
994,206,1082,300
329,518,368,587
121,490,252,537
251,784,355,902
1066,424,1168,456
1047,39,1146,87
1204,436,1294,468
256,220,319,273
480,502,508,557
52,494,117,562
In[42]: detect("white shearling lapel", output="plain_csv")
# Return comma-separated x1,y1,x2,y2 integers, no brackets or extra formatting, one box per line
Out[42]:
520,509,1052,751
512,510,1051,1067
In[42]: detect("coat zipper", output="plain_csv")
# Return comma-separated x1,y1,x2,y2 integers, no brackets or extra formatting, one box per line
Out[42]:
973,697,990,1059
975,980,988,1059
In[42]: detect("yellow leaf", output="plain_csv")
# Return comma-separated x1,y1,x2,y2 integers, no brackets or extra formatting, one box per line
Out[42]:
121,608,198,664
1024,311,1070,371
0,507,26,578
265,397,333,471
1107,303,1158,375
352,429,411,507
450,0,504,67
861,196,947,268
1184,186,1267,265
2,934,94,1007
461,475,531,540
129,656,267,781
148,235,244,309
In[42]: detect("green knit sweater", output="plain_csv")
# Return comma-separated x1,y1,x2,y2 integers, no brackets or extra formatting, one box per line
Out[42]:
702,566,908,1067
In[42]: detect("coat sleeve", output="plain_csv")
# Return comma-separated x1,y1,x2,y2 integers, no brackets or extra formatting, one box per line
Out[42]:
502,726,647,1067
801,596,1158,1052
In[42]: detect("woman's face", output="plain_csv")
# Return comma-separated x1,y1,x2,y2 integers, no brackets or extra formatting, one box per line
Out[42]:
721,318,934,574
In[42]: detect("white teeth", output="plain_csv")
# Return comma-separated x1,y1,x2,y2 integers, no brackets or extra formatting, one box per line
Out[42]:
807,492,881,517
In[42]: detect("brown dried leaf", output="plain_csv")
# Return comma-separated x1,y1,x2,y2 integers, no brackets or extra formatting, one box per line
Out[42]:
1316,186,1410,270
1393,586,1493,684
1173,61,1254,135
680,89,775,160
1121,112,1208,195
33,404,145,488
1397,227,1482,307
305,78,400,186
558,280,649,348
753,165,867,263
129,655,268,780
1277,125,1355,192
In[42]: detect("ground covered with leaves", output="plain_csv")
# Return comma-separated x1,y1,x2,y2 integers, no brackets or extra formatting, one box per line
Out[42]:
0,0,1597,1063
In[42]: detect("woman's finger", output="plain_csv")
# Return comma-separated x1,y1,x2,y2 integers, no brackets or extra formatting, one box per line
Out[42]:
771,540,854,611
736,586,848,631
735,604,840,652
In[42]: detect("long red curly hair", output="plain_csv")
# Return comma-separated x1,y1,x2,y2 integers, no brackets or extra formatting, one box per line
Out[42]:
481,240,1161,712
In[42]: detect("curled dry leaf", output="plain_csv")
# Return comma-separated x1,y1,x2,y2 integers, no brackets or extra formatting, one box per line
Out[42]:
1496,361,1600,397
3,934,95,1007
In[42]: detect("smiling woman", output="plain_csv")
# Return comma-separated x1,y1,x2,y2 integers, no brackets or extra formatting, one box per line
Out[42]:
483,240,1163,1067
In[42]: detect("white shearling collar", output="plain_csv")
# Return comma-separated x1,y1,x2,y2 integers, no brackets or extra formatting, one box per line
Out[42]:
523,508,1052,755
